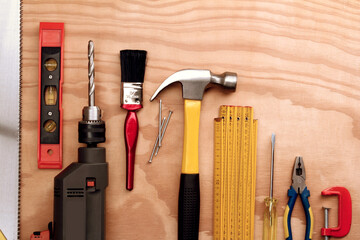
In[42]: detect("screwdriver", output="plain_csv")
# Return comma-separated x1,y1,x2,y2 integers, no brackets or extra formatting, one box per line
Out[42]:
263,133,277,240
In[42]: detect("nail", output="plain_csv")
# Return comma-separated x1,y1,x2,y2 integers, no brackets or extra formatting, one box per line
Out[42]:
149,117,166,163
155,111,173,156
158,99,162,147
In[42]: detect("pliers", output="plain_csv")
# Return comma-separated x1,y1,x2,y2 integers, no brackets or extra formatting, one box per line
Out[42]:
284,156,314,240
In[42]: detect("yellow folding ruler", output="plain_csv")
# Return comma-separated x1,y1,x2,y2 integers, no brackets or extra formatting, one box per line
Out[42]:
214,106,258,240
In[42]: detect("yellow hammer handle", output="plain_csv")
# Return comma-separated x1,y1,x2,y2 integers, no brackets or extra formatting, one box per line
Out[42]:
182,99,201,174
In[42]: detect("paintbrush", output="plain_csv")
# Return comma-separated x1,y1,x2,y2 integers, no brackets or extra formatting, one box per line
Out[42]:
120,50,147,191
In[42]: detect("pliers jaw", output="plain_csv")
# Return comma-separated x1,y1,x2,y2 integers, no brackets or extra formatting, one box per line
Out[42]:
291,156,306,194
284,157,314,240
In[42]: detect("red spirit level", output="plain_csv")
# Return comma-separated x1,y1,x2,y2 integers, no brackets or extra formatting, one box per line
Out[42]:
38,22,64,169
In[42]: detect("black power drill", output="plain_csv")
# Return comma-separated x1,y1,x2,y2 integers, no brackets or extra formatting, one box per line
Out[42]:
31,40,108,240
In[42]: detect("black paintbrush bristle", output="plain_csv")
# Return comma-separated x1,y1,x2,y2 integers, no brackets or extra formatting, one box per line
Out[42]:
120,50,147,83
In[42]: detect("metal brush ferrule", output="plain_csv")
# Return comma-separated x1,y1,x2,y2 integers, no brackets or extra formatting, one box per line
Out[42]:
121,82,143,105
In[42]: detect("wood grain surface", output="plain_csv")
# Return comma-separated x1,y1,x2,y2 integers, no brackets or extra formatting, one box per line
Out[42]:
20,0,360,239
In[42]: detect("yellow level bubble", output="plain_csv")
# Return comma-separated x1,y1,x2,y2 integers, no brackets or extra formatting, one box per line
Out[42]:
44,119,56,133
44,58,57,71
44,86,57,105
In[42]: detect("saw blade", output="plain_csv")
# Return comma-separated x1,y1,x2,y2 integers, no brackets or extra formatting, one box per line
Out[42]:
0,0,21,239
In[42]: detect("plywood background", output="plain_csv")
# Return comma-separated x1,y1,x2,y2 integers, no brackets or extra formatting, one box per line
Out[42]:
21,0,360,239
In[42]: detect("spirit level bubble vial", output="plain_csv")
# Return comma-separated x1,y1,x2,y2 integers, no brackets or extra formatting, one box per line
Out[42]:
38,22,64,169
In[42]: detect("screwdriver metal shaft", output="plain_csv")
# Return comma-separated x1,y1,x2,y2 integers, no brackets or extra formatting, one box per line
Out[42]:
263,133,277,240
270,134,275,199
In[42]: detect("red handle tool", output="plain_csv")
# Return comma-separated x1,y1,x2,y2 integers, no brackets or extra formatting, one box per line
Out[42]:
123,105,141,191
120,50,147,191
321,186,352,238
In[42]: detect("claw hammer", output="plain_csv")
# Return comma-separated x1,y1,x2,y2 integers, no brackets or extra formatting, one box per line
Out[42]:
150,69,237,239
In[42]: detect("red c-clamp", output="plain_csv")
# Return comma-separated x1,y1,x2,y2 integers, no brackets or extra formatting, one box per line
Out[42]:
321,186,352,238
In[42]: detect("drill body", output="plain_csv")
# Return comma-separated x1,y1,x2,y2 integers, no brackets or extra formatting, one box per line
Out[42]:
53,147,108,240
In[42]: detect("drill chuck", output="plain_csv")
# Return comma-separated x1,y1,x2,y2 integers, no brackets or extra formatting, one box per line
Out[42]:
78,121,105,146
78,106,105,145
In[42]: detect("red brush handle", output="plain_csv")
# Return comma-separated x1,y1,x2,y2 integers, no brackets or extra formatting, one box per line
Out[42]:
124,110,139,190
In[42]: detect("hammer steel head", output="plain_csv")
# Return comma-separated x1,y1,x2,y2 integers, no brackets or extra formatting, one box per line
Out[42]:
150,69,237,101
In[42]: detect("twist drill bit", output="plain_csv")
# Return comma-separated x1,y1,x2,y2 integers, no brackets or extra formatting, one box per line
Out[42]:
81,40,102,124
88,40,95,106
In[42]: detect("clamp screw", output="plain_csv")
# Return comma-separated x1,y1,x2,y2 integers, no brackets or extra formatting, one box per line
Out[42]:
323,207,331,240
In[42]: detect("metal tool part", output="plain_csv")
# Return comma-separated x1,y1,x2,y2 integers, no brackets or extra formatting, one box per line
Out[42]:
82,40,101,122
270,134,275,199
155,110,173,156
263,133,277,240
121,82,143,105
149,117,166,163
323,207,330,240
291,156,306,194
159,99,162,147
150,69,237,101
269,133,275,226
0,1,21,238
88,40,95,106
321,186,352,239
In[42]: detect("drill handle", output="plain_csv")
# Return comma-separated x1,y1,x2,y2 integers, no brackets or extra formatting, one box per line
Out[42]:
85,188,106,240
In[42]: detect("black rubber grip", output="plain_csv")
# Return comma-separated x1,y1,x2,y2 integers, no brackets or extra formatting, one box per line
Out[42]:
78,121,106,145
178,173,200,240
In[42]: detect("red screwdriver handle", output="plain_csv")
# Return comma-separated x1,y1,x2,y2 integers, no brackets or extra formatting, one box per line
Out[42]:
124,110,139,191
321,186,352,238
